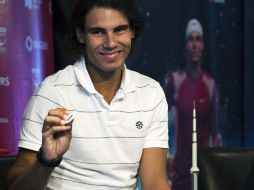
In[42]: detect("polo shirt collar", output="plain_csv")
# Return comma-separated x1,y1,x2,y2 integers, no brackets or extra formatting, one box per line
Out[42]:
120,65,136,96
74,58,98,94
74,57,137,96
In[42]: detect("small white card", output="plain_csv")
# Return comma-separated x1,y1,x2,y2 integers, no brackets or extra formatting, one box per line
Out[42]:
64,110,76,125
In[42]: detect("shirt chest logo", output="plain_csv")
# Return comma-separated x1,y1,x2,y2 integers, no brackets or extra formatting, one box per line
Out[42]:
136,121,143,129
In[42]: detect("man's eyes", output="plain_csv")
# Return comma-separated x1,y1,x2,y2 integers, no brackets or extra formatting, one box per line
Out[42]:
87,25,130,36
114,26,129,34
89,29,105,36
188,36,202,42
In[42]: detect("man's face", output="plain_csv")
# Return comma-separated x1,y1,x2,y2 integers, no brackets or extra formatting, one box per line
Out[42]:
186,31,204,63
81,7,133,73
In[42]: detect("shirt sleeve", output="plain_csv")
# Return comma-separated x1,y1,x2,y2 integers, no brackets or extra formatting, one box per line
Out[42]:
19,80,64,151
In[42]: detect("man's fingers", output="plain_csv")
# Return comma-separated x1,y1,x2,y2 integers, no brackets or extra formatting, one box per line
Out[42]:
48,108,70,120
42,108,72,133
44,115,65,126
42,116,65,133
43,125,72,136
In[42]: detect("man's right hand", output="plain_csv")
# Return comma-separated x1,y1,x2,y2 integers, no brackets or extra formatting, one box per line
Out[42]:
41,108,73,162
7,108,73,190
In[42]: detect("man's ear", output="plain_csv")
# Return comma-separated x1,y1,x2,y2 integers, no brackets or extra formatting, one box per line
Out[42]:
76,30,85,43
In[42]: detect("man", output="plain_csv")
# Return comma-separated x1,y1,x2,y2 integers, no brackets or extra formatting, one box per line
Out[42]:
8,0,171,190
164,18,220,190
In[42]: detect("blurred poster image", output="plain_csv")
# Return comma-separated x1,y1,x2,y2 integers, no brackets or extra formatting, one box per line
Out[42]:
130,1,243,189
164,18,221,190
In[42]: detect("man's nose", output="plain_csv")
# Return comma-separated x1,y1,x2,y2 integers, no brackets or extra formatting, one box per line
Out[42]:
104,33,117,49
192,41,198,48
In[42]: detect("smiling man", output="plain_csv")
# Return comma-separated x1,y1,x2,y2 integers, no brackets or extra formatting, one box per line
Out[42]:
164,18,221,190
7,0,171,190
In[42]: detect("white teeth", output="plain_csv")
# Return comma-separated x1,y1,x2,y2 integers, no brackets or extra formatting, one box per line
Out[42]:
101,52,118,57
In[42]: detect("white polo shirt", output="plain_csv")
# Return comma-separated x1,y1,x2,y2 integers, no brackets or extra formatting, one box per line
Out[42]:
19,58,168,190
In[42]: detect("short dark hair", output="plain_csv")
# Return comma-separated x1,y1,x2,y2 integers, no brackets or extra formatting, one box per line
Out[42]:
67,0,145,61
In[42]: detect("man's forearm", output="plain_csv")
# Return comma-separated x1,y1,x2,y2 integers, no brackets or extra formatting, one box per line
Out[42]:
8,150,54,190
8,160,53,190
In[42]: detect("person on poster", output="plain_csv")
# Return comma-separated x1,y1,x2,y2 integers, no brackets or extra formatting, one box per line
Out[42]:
164,18,221,190
7,0,171,189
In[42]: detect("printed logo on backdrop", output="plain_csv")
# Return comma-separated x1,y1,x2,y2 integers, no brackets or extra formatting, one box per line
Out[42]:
0,0,7,5
0,76,10,86
32,68,42,87
25,36,48,52
0,26,7,54
25,0,42,10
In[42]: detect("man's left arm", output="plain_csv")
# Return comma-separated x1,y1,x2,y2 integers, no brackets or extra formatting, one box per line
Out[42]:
138,82,171,190
139,148,171,190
